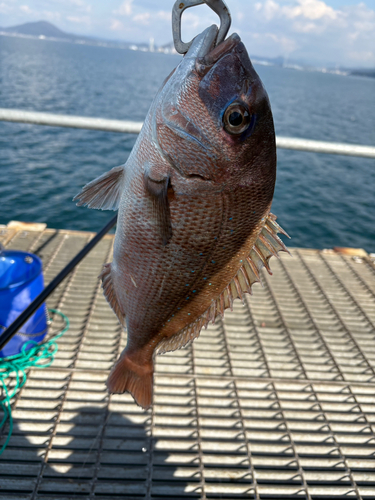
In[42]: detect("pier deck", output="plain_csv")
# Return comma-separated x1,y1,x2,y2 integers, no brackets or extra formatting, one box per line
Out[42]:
1,222,375,499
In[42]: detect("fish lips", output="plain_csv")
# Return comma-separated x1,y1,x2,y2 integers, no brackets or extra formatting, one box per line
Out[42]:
183,25,242,74
184,24,219,62
195,32,242,76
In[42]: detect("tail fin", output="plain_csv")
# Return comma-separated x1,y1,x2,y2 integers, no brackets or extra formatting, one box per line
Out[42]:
106,353,153,410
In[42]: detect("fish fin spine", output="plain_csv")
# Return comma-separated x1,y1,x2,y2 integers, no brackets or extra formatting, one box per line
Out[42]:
204,308,211,328
99,263,126,326
200,213,290,325
253,244,273,274
258,233,279,258
210,300,217,324
107,353,153,410
266,214,291,239
263,224,292,255
238,267,252,294
233,276,244,303
227,285,234,311
156,321,201,355
219,293,225,318
73,165,125,210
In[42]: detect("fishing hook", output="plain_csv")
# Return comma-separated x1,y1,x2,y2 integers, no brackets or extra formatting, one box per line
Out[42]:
172,0,232,55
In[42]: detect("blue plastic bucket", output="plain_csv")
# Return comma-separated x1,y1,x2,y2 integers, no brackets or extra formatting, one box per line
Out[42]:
0,250,48,358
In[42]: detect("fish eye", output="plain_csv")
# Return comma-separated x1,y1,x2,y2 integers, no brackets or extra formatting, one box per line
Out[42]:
223,102,251,135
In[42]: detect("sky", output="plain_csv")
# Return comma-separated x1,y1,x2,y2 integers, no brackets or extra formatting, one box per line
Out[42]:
1,0,374,68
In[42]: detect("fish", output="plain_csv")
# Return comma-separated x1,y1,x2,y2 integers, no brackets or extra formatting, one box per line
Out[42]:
74,25,290,410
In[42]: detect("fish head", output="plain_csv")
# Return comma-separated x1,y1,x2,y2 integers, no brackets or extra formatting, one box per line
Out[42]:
156,26,276,194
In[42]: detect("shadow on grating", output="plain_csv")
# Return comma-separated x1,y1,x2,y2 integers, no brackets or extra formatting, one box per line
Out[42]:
0,226,374,499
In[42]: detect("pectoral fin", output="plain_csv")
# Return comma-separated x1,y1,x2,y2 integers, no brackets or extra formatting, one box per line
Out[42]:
144,173,172,245
74,165,125,210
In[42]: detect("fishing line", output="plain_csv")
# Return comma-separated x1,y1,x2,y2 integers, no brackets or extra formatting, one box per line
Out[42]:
0,309,70,455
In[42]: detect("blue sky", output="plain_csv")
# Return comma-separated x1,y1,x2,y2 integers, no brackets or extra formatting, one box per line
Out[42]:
1,0,374,67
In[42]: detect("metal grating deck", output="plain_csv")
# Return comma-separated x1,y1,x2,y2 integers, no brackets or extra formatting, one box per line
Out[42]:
1,223,375,499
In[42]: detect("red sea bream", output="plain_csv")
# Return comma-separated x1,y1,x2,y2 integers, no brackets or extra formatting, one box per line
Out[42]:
74,25,290,409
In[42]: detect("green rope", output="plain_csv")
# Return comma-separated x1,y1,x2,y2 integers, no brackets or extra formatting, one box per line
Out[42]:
0,309,69,455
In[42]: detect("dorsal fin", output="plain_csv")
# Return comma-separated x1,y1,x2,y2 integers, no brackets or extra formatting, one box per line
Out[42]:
156,213,290,355
73,165,125,210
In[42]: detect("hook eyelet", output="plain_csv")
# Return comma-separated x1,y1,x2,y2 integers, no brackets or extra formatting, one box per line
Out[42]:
172,0,231,55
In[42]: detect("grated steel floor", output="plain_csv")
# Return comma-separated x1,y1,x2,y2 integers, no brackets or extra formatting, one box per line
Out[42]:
0,222,375,499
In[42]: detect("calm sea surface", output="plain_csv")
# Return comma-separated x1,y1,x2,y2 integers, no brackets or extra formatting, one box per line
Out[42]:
1,36,374,251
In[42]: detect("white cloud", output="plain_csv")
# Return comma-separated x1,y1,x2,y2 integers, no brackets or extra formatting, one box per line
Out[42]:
0,0,373,68
282,0,337,20
67,15,91,25
269,33,297,53
68,0,91,13
43,11,62,22
20,5,32,14
252,31,298,54
293,21,318,32
254,0,337,22
0,3,8,13
257,0,280,20
239,0,375,66
133,12,151,25
181,10,201,30
0,0,15,14
348,50,375,62
114,0,133,17
156,10,170,21
110,19,124,31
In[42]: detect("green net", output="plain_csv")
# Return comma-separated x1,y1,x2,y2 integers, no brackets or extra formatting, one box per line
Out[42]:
0,309,69,455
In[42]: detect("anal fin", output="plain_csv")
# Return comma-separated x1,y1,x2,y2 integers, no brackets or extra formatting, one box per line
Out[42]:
157,318,204,355
74,165,125,210
99,263,125,326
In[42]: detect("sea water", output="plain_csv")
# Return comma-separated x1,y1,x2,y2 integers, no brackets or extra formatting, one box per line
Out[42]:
0,36,374,251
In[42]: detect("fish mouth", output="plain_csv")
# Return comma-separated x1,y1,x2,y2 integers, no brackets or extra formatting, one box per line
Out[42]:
183,25,241,75
195,29,241,74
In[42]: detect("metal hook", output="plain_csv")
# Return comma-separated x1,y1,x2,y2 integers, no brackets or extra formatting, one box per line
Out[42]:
172,0,232,55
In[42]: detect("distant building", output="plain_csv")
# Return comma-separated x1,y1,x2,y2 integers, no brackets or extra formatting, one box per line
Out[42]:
149,37,154,53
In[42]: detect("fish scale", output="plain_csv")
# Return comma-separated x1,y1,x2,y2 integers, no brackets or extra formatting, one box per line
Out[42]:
74,25,289,409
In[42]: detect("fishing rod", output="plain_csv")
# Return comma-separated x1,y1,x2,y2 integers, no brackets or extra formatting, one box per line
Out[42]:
0,215,118,351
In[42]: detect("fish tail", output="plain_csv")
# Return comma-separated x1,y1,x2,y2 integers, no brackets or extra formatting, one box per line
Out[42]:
106,352,153,410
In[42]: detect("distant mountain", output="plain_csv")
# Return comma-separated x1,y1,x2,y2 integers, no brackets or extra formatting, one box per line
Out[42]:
0,20,172,53
0,20,163,52
2,21,75,40
349,68,375,79
0,20,129,47
2,21,374,78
